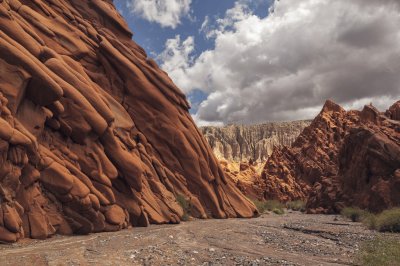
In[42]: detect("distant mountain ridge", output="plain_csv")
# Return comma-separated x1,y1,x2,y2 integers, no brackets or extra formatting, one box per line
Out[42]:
200,120,312,162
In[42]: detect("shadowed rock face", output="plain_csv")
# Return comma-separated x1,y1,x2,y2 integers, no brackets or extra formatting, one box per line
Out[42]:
263,100,400,213
0,0,256,243
200,121,311,162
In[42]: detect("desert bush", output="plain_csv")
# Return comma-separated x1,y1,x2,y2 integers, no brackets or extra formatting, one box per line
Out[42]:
341,207,400,233
272,208,285,215
362,213,378,230
176,194,190,221
375,208,400,233
342,207,400,233
286,200,306,212
355,237,400,266
251,200,285,214
341,207,369,222
252,199,268,214
264,200,285,212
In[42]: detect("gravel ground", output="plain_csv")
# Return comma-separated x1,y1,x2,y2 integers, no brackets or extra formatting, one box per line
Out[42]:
0,212,398,266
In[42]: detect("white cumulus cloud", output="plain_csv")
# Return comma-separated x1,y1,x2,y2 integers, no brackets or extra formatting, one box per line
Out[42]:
159,35,195,92
159,0,400,125
127,0,192,28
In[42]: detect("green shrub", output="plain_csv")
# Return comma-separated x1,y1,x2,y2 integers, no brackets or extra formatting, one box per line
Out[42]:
355,238,400,266
252,199,268,214
176,194,190,221
342,207,400,233
181,212,190,221
272,208,285,215
375,208,400,233
264,200,285,212
362,213,378,230
286,201,306,212
251,200,285,214
341,207,369,222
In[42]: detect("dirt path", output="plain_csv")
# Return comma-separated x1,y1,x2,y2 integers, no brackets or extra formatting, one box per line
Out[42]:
1,212,398,266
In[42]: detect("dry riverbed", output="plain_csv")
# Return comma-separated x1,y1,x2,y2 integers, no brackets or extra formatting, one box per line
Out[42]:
1,212,399,266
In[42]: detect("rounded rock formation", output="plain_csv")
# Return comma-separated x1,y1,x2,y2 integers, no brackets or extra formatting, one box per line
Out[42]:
0,0,256,243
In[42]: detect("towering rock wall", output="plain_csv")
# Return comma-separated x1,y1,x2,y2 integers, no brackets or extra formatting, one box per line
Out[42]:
200,121,311,162
263,100,400,213
336,102,400,212
0,0,256,243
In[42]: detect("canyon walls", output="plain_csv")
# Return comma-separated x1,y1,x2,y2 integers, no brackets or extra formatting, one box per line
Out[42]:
263,100,400,213
0,0,257,243
201,121,310,200
204,100,400,214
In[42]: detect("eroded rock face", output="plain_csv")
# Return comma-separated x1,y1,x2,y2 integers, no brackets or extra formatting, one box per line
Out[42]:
220,160,266,201
263,100,400,213
201,122,311,201
200,121,311,162
262,147,310,203
0,0,256,243
338,103,400,212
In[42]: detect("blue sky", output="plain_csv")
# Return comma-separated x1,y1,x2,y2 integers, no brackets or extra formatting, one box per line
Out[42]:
113,0,400,126
114,0,271,57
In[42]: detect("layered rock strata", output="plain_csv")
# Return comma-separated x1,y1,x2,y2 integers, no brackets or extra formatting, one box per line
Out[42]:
0,0,256,243
200,121,311,162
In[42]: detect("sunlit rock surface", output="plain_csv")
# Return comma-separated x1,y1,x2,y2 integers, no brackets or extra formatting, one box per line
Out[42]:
0,0,257,243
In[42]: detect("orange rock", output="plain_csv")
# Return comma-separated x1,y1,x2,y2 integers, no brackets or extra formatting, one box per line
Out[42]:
89,194,100,211
40,162,74,195
221,160,266,201
0,0,256,243
263,100,400,213
386,101,400,120
28,211,49,240
70,177,90,198
2,204,22,233
0,227,17,243
104,205,126,226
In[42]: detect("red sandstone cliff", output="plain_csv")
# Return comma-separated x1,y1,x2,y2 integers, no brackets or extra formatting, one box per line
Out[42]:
0,0,256,243
263,100,400,213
